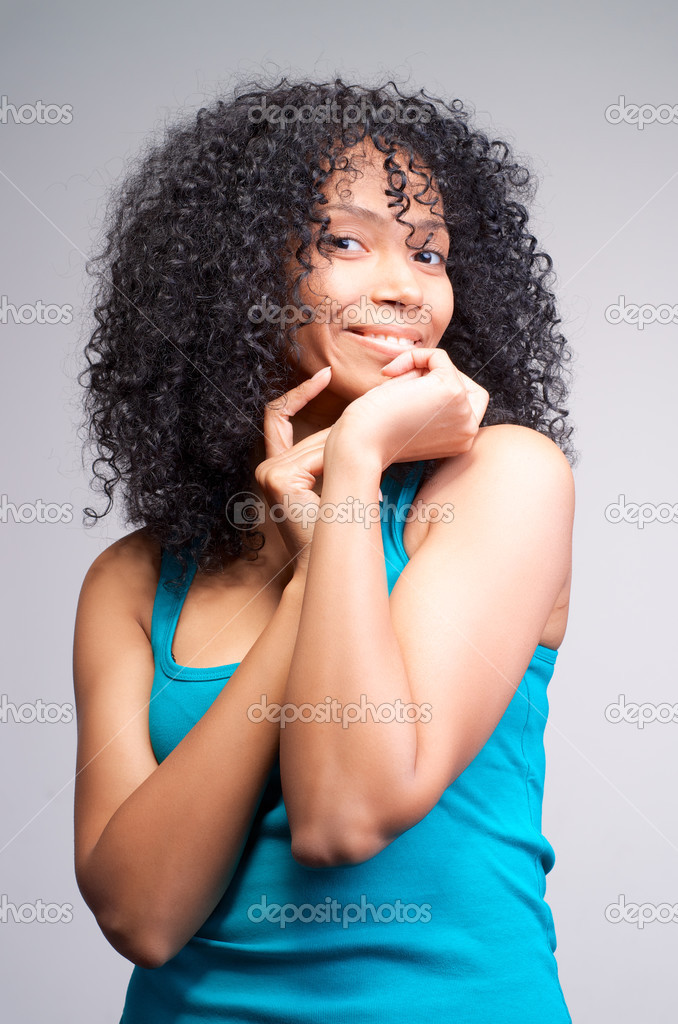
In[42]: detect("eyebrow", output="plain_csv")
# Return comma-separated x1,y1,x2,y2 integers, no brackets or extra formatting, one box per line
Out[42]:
323,202,450,238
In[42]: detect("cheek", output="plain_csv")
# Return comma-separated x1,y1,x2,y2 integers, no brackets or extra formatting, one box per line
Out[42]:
299,266,347,312
434,280,454,319
322,260,365,297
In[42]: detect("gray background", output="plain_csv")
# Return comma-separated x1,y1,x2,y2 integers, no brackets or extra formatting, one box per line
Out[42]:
1,0,677,1020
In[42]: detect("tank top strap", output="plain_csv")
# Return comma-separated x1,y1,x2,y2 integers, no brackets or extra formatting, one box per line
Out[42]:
150,548,199,658
150,463,426,654
379,460,426,594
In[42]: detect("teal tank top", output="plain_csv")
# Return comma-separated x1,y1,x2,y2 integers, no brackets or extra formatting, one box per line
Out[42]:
119,460,571,1023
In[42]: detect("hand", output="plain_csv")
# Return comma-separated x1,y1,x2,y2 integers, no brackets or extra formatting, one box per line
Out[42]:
334,347,489,468
254,368,333,571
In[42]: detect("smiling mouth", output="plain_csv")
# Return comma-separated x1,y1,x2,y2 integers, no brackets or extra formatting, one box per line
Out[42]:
343,327,424,352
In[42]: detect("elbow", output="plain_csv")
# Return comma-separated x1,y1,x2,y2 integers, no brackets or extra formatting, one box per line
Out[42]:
76,862,194,969
287,790,430,868
92,901,177,970
124,940,171,972
77,867,179,969
290,826,389,869
101,912,175,970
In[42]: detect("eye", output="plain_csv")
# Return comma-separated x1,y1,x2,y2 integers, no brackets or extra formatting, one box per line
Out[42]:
414,248,446,266
325,234,365,252
324,234,448,264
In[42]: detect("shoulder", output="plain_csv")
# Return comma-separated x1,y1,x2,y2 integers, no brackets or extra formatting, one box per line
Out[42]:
77,528,162,638
404,424,573,611
81,526,161,586
424,424,574,506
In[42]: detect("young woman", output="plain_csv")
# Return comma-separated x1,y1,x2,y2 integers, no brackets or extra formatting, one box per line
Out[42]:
73,77,576,1023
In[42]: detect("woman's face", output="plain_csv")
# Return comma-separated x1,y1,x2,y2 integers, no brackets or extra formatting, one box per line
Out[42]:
285,139,455,413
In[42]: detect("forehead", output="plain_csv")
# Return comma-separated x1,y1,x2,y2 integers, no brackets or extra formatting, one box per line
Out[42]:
320,138,444,218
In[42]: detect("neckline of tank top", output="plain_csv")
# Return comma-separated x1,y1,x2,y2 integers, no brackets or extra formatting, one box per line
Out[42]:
381,460,426,492
159,466,558,677
161,465,427,678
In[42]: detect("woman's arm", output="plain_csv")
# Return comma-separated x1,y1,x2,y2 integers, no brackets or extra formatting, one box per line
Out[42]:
280,422,574,868
74,369,331,969
73,532,307,970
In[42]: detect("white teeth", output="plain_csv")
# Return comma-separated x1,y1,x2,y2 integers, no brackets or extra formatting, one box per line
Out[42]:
361,333,416,346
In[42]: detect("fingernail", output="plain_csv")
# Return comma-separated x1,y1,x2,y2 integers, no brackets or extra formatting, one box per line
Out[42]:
312,365,332,378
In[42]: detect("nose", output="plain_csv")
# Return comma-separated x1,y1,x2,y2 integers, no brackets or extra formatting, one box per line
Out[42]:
368,250,424,310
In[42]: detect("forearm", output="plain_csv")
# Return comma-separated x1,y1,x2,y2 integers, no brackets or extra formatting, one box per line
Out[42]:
280,431,423,866
84,574,306,968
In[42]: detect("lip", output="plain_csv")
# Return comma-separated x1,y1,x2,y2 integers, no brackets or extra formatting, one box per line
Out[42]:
342,326,425,358
349,324,422,343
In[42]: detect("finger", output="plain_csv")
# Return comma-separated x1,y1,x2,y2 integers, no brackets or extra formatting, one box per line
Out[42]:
379,346,453,377
263,367,332,457
283,443,326,480
265,428,333,468
376,367,425,388
258,442,327,502
467,387,490,425
379,348,488,431
456,369,483,394
456,371,490,423
380,349,487,417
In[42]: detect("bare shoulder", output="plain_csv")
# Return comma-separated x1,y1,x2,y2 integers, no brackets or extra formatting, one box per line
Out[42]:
78,528,162,639
422,423,575,504
405,425,574,650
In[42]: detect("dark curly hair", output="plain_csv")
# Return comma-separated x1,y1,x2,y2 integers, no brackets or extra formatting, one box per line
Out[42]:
79,73,578,587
